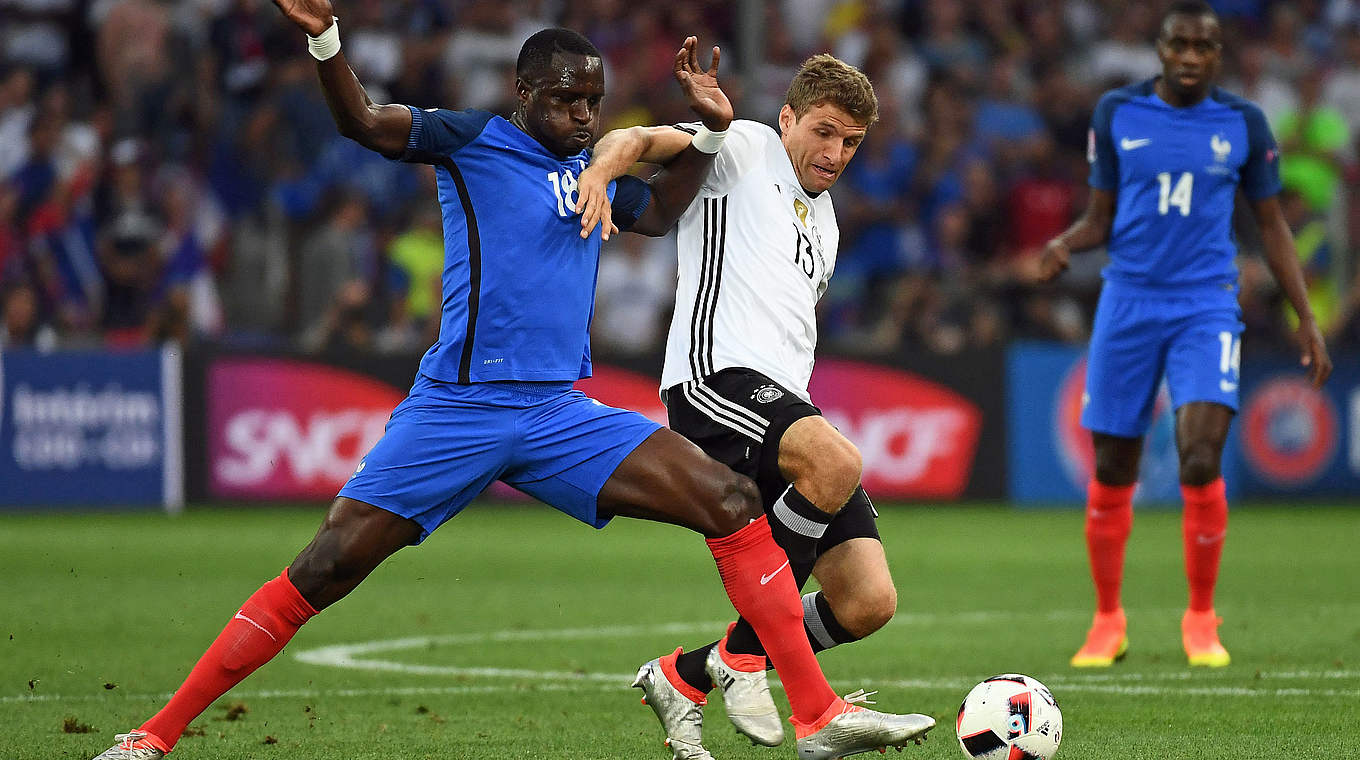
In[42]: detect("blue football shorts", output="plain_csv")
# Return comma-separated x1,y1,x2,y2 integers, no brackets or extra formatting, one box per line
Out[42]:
339,373,662,543
1081,281,1244,438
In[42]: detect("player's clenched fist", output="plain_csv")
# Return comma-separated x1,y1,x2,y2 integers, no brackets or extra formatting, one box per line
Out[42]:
272,0,335,37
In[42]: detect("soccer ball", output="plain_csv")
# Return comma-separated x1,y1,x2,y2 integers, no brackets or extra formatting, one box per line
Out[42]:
956,674,1062,760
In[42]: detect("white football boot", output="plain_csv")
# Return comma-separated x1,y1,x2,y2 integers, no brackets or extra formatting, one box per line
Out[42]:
795,691,935,760
633,650,715,760
704,640,784,746
90,731,166,760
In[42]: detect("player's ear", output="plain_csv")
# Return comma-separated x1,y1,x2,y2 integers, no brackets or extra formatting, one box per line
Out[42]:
515,77,533,105
778,104,795,135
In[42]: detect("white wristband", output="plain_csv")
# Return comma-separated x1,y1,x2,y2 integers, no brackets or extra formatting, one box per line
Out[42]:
691,125,727,154
307,17,341,61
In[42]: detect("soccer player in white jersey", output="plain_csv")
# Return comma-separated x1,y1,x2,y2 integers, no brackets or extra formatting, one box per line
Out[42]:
578,55,925,759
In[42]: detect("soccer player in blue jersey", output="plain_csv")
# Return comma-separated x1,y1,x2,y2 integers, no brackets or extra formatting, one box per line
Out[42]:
91,3,932,760
1038,0,1332,669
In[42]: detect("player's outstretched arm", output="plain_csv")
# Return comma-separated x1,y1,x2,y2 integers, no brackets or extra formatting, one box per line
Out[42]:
627,37,734,237
577,37,733,239
273,0,412,158
1037,188,1116,281
1251,195,1333,387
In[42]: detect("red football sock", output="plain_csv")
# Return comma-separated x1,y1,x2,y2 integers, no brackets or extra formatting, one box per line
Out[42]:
706,517,837,728
1181,478,1228,613
1085,480,1134,614
140,569,317,749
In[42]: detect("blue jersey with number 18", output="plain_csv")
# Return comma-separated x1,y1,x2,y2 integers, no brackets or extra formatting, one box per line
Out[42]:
398,107,651,384
1088,78,1282,291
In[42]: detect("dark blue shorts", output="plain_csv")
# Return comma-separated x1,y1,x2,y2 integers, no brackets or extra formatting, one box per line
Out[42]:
339,374,661,542
1082,281,1243,438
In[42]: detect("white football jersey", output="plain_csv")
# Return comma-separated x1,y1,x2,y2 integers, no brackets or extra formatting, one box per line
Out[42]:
661,119,839,402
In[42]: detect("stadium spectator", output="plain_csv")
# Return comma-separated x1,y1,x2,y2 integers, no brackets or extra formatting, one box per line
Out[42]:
296,192,377,351
1084,2,1161,87
1323,23,1360,129
1223,40,1296,124
0,0,1350,359
0,281,57,349
0,67,37,181
591,230,676,356
1275,67,1350,212
97,207,161,346
379,202,444,353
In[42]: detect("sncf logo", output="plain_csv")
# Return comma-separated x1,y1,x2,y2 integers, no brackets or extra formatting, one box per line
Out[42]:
207,359,404,499
216,408,390,488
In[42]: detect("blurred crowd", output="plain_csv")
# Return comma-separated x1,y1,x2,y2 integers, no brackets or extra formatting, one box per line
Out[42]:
2,0,1359,361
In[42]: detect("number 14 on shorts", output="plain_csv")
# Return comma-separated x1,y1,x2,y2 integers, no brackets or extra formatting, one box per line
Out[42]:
1218,331,1240,392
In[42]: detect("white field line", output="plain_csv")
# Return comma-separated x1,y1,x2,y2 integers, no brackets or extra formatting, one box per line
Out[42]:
8,675,1360,705
7,616,1358,705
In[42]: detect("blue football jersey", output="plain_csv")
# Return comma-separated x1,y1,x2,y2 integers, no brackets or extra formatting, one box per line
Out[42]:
399,107,651,383
1088,79,1282,290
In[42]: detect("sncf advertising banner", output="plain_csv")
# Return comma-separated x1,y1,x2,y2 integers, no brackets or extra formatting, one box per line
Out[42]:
1235,358,1360,497
206,357,404,500
579,359,988,500
1006,342,1243,506
0,348,183,508
198,353,996,503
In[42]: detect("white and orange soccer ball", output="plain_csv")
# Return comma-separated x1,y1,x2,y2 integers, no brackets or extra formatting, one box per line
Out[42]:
955,674,1062,760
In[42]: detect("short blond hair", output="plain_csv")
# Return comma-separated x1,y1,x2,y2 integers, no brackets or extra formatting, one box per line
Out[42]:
784,54,878,126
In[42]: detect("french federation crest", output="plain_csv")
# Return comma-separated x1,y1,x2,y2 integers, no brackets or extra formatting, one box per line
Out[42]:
1211,133,1231,163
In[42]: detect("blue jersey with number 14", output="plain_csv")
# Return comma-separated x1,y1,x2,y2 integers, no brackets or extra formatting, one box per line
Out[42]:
1088,79,1282,290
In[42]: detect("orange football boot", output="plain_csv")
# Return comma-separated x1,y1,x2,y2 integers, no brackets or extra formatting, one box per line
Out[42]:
1070,608,1128,667
1182,609,1231,667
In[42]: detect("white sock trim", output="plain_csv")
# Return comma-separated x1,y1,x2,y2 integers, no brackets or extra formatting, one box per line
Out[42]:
772,488,829,539
802,593,837,649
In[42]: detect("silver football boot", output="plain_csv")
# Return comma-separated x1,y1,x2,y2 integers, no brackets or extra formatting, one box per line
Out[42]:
796,691,935,760
91,732,166,760
704,645,784,746
633,653,715,760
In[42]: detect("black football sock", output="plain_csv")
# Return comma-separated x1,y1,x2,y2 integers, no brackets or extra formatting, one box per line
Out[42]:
674,644,717,694
801,590,861,652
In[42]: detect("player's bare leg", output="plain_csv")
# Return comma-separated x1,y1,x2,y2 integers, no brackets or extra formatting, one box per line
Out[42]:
93,499,420,759
1175,402,1234,667
602,429,931,758
1072,433,1142,667
811,538,897,642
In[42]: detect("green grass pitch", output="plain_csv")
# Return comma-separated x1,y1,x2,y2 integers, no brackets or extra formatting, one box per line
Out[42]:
4,502,1358,759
